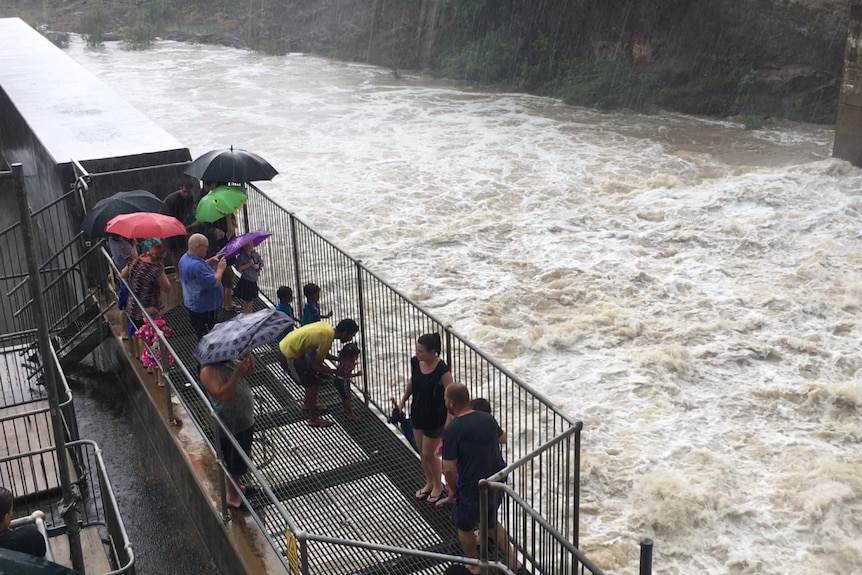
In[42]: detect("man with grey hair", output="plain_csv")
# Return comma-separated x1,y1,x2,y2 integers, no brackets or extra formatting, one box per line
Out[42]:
178,233,227,341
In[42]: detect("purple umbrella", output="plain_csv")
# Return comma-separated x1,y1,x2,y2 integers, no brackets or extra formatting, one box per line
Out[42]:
216,230,272,259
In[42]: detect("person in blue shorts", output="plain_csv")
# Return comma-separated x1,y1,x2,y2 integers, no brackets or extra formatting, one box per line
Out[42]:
441,384,524,575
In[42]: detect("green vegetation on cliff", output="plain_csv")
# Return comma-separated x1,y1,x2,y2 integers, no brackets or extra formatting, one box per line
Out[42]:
0,0,848,123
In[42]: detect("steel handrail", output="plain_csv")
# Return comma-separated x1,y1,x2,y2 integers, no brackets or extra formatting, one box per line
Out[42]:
100,247,302,571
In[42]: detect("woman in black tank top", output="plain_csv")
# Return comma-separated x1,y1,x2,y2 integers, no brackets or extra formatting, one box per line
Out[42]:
396,333,453,504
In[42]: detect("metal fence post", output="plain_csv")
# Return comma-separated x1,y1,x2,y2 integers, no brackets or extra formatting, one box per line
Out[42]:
354,260,370,404
289,212,302,307
13,163,85,573
639,538,653,575
212,419,229,520
151,326,177,425
299,532,310,575
478,480,490,574
574,421,583,548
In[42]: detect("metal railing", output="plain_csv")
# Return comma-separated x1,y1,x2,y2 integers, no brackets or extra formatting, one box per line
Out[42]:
100,183,593,574
243,183,577,462
0,187,96,340
0,329,132,574
0,440,135,575
0,331,82,475
483,426,603,575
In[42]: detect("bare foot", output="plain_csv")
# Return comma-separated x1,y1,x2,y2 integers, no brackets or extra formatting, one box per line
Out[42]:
435,494,456,509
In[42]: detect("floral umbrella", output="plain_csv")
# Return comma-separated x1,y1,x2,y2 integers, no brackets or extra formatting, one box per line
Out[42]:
193,309,293,365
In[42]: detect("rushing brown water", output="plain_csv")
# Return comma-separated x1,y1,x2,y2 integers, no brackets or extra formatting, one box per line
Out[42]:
68,37,862,575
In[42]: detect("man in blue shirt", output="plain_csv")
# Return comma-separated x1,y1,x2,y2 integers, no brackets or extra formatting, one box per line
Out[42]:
179,233,227,341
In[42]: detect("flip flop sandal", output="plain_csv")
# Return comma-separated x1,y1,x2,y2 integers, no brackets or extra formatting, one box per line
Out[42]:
415,489,432,500
307,419,333,428
427,492,448,505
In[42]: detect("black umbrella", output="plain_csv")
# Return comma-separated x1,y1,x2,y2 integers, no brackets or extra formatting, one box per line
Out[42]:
184,147,278,184
0,548,81,574
81,189,164,238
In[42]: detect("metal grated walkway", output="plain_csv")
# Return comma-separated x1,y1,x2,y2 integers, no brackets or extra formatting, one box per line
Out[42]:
160,300,464,575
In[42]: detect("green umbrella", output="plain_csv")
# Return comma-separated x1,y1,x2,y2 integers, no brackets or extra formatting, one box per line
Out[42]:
195,185,247,223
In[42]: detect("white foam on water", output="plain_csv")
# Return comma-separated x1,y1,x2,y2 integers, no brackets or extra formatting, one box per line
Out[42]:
67,37,862,575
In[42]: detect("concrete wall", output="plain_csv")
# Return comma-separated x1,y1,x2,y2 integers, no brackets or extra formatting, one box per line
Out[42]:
0,18,193,335
87,335,286,575
835,1,862,165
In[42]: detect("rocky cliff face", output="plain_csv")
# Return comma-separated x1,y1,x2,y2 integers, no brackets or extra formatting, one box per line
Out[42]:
247,0,848,123
27,0,850,123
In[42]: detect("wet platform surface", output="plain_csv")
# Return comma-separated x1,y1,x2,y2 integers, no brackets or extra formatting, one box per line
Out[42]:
159,300,462,575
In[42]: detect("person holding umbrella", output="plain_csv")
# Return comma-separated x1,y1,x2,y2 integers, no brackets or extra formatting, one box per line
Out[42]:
234,239,264,314
179,233,228,341
194,309,292,510
199,354,256,511
278,318,360,428
123,244,171,360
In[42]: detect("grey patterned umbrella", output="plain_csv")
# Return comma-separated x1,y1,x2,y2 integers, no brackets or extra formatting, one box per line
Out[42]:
193,309,293,365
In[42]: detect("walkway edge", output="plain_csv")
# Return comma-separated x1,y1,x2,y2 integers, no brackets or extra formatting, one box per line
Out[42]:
88,333,286,575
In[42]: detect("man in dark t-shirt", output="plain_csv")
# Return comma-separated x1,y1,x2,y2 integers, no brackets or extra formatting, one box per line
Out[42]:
441,384,522,574
0,487,45,558
161,182,197,267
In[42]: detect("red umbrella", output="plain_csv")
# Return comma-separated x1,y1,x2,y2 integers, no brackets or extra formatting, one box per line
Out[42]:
105,213,186,239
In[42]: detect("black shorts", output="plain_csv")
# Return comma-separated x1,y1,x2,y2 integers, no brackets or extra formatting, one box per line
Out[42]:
452,490,502,532
286,356,319,388
235,278,259,302
220,425,254,476
412,423,444,439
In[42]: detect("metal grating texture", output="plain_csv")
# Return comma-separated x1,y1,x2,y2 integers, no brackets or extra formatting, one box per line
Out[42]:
160,302,463,571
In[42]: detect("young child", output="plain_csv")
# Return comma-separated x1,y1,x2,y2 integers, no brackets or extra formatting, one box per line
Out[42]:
332,343,362,421
234,240,264,314
275,285,299,341
305,343,362,421
301,282,333,325
134,306,174,387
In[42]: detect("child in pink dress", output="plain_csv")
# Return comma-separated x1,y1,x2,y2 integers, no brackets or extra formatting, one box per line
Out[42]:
134,306,174,386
